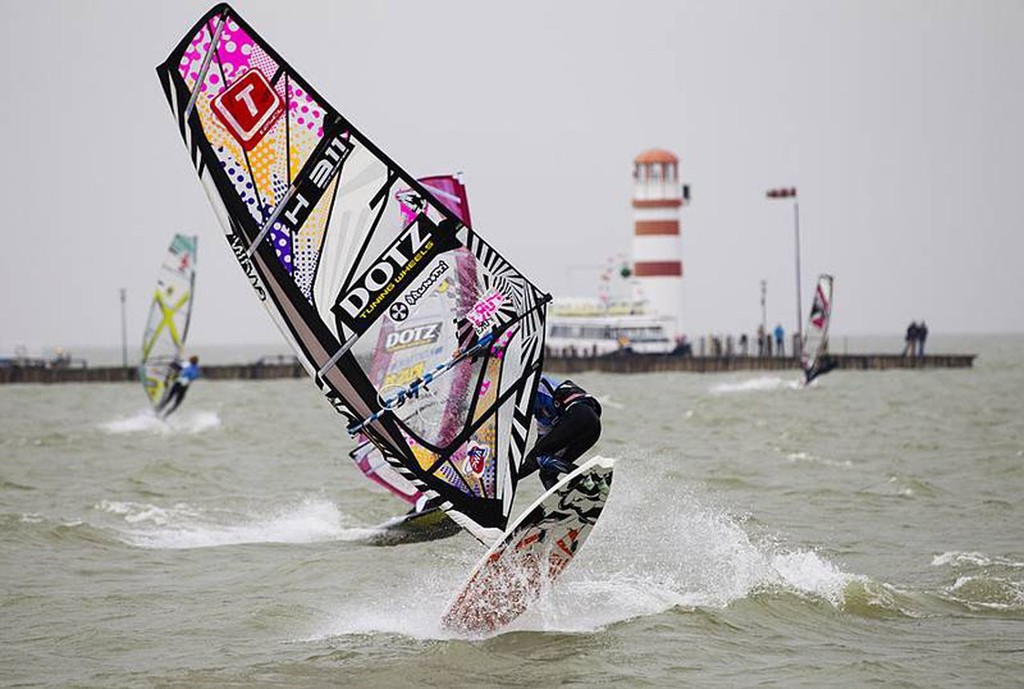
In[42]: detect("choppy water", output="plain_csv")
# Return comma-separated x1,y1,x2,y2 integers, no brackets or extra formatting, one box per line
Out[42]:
2,335,1022,687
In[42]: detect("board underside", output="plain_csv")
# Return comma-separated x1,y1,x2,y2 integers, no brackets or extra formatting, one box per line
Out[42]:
442,456,615,633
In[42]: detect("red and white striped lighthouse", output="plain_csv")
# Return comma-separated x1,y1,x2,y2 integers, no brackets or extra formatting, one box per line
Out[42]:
632,149,687,337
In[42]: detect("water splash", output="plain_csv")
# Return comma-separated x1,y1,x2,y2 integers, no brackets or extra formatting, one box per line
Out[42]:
100,410,221,435
710,376,801,394
310,453,863,640
96,496,376,549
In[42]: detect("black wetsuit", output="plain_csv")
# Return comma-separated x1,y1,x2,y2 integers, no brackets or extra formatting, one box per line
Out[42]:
804,355,838,384
156,362,200,418
157,382,189,418
519,378,602,490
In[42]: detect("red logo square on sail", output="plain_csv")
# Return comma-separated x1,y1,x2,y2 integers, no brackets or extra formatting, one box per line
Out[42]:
211,69,284,151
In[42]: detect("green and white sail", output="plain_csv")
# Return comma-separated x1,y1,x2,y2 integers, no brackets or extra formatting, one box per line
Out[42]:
140,234,198,409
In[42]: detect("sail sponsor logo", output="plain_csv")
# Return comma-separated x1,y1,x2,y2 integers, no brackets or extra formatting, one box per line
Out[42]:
211,69,284,151
228,230,267,301
463,442,489,476
403,260,450,306
280,133,351,234
387,344,444,375
335,220,453,334
383,362,424,388
385,322,442,352
466,291,505,334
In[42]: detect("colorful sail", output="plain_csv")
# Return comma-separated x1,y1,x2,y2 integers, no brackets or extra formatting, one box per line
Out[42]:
157,5,549,544
140,234,198,409
801,274,835,381
351,174,476,509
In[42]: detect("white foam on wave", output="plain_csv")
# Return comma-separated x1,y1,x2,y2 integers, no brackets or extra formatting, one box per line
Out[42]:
309,453,862,641
99,410,221,435
786,451,853,469
97,496,376,549
521,470,861,632
710,376,800,394
948,575,1024,611
932,551,1024,568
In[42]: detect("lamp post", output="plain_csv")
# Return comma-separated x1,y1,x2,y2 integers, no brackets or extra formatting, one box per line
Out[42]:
760,279,767,337
120,288,128,368
766,187,802,357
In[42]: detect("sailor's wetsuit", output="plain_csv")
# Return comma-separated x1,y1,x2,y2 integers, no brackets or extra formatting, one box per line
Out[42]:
803,355,838,385
157,360,200,418
519,375,602,490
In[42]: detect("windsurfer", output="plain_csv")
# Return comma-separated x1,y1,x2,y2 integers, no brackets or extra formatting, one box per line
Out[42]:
804,355,838,384
519,375,602,490
157,355,200,418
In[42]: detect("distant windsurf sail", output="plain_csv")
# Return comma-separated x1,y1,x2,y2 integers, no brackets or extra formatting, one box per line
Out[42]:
140,234,198,409
157,5,549,544
351,174,476,510
801,274,834,382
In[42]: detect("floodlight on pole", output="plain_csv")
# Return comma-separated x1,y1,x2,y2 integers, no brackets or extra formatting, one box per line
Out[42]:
766,187,802,356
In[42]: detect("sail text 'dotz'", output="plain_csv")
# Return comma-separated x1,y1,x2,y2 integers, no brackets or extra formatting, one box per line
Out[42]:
334,218,460,334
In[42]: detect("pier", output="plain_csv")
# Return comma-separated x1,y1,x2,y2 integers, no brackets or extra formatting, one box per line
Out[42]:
0,356,306,385
545,353,977,375
0,352,976,385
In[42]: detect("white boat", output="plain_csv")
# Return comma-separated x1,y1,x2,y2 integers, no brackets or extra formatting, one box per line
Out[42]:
546,298,675,356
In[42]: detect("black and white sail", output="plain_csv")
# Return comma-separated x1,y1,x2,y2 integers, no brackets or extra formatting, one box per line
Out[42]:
157,5,548,544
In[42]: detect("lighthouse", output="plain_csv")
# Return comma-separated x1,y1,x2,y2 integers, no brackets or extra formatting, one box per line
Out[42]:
632,149,687,338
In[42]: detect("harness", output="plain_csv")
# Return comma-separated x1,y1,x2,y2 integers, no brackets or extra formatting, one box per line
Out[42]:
536,376,601,423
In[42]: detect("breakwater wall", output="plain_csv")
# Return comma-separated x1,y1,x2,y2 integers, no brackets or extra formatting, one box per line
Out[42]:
545,353,977,375
0,353,975,385
0,361,306,385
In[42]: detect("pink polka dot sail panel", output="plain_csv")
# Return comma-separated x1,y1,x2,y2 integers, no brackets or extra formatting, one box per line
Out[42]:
157,4,551,546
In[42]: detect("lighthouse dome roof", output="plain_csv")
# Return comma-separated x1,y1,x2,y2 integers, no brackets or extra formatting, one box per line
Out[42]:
635,149,678,164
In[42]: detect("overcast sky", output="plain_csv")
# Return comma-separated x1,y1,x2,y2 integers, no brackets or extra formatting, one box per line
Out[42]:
2,0,1022,353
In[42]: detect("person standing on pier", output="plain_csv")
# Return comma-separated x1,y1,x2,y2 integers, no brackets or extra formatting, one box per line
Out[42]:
918,321,928,358
773,323,786,357
902,322,919,357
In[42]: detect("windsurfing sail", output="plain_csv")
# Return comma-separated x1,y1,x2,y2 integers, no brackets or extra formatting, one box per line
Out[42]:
140,234,198,409
350,174,475,510
157,5,549,545
800,274,835,382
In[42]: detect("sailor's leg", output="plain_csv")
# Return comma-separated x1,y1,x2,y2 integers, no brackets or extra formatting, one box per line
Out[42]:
161,385,187,418
155,386,173,413
532,404,602,488
555,404,602,464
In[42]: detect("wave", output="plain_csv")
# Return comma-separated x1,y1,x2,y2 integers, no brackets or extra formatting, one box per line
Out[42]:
99,410,221,435
930,550,1024,612
932,551,1024,569
0,511,121,548
307,455,866,640
96,496,378,549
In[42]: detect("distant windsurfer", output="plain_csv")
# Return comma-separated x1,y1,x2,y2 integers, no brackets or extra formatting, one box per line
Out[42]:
519,375,602,490
803,355,838,385
157,355,200,418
